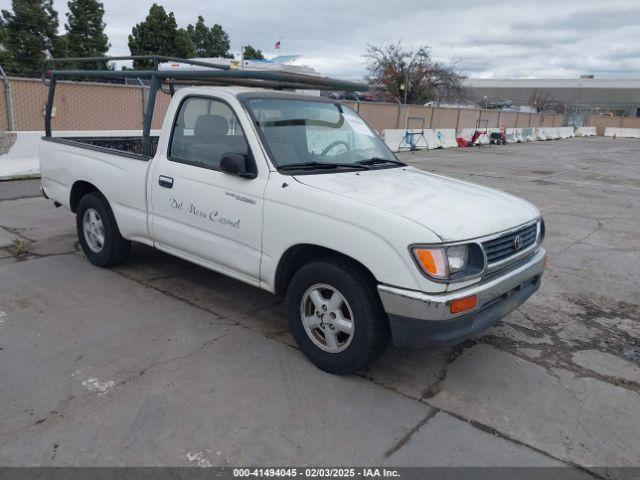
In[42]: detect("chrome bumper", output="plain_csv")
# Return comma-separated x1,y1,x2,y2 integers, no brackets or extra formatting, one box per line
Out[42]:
378,248,546,322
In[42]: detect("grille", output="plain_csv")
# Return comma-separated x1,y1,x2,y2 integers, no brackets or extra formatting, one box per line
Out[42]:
483,223,537,264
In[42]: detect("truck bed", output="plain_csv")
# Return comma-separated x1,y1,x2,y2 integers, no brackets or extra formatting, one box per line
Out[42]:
40,132,154,244
45,135,159,158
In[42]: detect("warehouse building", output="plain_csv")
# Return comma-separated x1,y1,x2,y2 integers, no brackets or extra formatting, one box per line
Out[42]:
464,77,640,118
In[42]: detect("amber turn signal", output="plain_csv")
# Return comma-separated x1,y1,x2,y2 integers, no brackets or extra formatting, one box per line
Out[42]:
413,247,448,279
449,295,477,314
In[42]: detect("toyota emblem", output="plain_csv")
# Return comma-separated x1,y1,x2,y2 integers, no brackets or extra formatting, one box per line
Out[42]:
513,235,524,251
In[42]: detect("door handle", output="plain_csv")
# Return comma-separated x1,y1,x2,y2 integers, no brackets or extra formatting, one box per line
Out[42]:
158,175,174,189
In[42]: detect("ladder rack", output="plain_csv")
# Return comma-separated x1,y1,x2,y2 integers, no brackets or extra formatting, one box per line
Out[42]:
42,56,369,156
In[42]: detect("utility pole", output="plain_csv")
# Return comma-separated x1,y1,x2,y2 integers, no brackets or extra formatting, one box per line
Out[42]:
404,68,409,105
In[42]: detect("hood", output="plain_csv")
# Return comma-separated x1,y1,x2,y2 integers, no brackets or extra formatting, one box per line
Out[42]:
294,166,539,242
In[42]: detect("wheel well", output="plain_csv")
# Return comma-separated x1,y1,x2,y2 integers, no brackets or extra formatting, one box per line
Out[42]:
69,181,100,213
274,244,378,296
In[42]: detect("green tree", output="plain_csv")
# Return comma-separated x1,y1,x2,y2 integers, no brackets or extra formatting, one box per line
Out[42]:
185,15,231,58
242,45,264,60
0,19,12,67
1,0,66,75
65,0,110,69
128,4,193,69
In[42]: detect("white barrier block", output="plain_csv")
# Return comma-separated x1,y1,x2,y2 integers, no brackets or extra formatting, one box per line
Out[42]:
505,128,524,143
604,127,640,139
516,128,525,142
540,128,553,140
576,126,597,137
381,129,402,152
382,129,430,152
0,132,39,179
557,127,574,139
541,127,560,140
434,129,457,148
457,128,475,141
422,129,442,149
522,128,535,141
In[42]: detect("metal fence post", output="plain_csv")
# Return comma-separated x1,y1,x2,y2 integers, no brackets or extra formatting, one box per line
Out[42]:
455,108,460,133
136,77,147,127
0,64,15,131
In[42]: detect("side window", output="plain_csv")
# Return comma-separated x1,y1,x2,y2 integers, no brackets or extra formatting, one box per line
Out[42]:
169,97,250,170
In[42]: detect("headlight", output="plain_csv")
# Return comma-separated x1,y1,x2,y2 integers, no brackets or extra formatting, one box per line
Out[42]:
446,245,469,273
411,243,484,282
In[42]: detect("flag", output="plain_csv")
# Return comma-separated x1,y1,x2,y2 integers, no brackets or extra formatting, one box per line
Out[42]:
275,40,281,49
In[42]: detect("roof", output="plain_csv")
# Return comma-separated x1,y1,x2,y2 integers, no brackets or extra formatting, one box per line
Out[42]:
464,78,640,89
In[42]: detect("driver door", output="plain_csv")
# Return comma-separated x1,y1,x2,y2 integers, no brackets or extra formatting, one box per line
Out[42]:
149,95,266,285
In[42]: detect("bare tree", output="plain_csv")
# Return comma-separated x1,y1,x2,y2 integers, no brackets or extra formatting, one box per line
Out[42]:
365,42,467,104
529,89,564,113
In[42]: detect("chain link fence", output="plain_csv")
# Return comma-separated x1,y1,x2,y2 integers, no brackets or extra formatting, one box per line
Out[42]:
0,74,576,134
0,75,171,133
344,101,564,132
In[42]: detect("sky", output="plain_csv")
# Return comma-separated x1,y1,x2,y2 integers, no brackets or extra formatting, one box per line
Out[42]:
2,0,639,80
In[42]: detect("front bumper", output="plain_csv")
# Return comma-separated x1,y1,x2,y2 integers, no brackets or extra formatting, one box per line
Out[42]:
378,248,545,348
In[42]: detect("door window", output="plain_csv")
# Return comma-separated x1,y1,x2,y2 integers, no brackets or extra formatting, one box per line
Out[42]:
169,97,250,170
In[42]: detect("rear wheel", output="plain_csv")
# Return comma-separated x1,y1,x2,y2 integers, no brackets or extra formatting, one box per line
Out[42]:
76,192,131,267
286,258,389,374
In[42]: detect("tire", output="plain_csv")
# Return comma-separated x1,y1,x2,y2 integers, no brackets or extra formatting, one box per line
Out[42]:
76,192,131,267
286,258,390,374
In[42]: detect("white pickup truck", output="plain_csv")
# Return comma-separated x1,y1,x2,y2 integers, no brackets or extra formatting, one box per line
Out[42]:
40,85,546,374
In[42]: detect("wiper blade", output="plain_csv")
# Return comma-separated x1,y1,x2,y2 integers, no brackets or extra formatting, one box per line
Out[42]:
279,161,369,171
356,157,406,166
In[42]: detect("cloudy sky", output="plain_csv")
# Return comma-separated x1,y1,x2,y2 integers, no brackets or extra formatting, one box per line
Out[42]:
2,0,639,80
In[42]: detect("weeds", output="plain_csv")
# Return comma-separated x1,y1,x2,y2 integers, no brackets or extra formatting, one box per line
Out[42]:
9,237,30,257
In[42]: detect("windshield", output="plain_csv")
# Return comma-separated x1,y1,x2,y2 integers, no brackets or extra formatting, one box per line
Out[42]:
245,98,399,170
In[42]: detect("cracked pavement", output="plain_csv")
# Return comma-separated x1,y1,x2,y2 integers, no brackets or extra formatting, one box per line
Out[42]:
0,137,639,473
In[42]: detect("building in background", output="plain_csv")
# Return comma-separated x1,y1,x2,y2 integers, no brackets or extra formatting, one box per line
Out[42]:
464,77,640,124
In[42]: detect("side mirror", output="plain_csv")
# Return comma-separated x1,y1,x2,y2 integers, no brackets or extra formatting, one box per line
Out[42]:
219,153,256,179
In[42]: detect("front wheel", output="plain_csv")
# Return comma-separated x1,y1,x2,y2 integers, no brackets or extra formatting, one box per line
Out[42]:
286,258,389,374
